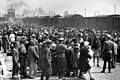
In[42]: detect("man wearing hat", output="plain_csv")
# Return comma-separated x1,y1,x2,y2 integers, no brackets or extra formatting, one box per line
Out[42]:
27,40,39,79
19,38,27,78
101,34,114,73
112,32,118,43
51,43,58,75
41,40,52,80
111,41,118,68
55,37,67,80
11,41,19,79
2,32,9,53
117,37,120,62
31,34,38,45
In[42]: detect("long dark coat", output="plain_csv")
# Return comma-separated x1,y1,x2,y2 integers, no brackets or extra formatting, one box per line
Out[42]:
2,35,9,52
56,44,67,72
27,46,39,62
71,48,79,68
38,44,44,69
78,46,91,73
12,48,19,76
51,49,58,74
19,44,27,76
27,45,39,77
41,47,52,75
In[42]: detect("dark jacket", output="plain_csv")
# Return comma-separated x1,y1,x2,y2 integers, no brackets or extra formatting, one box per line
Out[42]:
12,48,19,62
78,46,91,72
19,44,27,59
27,46,39,62
102,40,114,55
102,40,114,60
42,47,52,74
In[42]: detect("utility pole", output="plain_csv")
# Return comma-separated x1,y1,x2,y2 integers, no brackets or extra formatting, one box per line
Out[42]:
85,8,86,17
94,11,96,16
97,11,99,16
84,8,87,29
114,5,116,14
74,11,76,14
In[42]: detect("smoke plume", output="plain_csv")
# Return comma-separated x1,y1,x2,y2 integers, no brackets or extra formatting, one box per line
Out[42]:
7,0,47,17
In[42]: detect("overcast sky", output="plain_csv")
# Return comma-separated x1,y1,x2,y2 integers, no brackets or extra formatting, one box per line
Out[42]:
0,0,120,16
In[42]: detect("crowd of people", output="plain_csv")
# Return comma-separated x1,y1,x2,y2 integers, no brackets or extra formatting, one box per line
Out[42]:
0,23,120,80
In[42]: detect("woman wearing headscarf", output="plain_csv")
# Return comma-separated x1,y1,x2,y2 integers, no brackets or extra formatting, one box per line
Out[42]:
78,41,95,80
71,39,80,77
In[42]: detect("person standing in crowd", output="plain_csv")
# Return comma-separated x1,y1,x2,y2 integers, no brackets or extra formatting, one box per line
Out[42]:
100,33,107,50
83,31,89,41
56,38,67,80
38,39,44,70
64,41,72,77
0,33,2,50
19,37,27,78
117,37,120,62
31,34,38,46
9,32,16,51
111,41,118,68
31,34,39,72
71,39,80,77
27,40,39,79
78,41,94,80
92,35,101,67
9,32,15,43
2,33,9,53
11,41,19,79
101,34,114,73
41,40,52,80
112,33,118,43
51,43,58,75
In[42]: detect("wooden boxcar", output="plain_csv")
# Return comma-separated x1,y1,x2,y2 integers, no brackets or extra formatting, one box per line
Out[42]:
22,14,120,31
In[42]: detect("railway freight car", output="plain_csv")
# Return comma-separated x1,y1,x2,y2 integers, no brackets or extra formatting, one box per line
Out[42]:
22,14,120,31
85,15,120,31
57,14,120,31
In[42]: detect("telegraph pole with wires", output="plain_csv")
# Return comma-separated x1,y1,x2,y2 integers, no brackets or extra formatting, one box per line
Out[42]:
114,5,116,14
85,8,86,17
84,8,87,29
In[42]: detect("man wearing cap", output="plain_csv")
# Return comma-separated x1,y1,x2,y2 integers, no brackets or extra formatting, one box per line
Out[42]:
101,34,114,73
55,37,67,80
37,39,44,70
117,37,120,62
112,33,118,43
51,43,58,75
27,40,39,79
31,34,39,72
11,41,19,79
111,41,118,68
31,34,38,46
41,40,52,80
19,38,27,78
2,33,9,53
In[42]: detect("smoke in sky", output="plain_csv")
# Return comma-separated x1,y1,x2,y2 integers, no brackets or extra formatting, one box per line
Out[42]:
0,0,47,17
0,0,120,16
